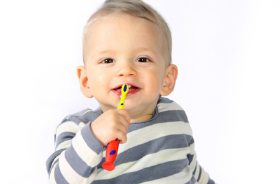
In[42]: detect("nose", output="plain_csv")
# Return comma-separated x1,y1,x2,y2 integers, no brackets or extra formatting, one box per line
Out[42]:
116,62,136,77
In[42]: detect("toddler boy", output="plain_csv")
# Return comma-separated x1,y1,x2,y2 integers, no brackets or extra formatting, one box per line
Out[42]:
46,0,215,183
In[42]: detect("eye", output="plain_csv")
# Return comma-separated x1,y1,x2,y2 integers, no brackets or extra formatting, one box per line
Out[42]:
101,58,114,64
137,57,151,63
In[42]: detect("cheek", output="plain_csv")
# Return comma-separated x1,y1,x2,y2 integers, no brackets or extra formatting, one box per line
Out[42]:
144,72,164,91
87,71,109,89
152,67,166,84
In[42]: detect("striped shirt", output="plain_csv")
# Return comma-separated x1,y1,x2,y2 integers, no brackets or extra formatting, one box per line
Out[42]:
46,97,215,184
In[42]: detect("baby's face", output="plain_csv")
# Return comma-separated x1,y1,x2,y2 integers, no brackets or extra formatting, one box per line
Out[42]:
81,13,171,119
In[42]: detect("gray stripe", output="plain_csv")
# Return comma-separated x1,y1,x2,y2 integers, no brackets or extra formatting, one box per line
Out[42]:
158,97,174,103
55,164,69,184
71,108,92,117
207,178,215,184
61,108,101,124
59,97,183,128
51,159,59,173
81,123,105,154
93,158,189,184
197,165,202,181
154,110,188,123
59,97,176,126
128,110,189,133
116,134,193,164
65,145,94,177
46,149,65,174
61,115,84,124
55,132,75,149
98,134,194,168
187,153,194,164
193,162,197,175
185,176,197,184
82,108,102,122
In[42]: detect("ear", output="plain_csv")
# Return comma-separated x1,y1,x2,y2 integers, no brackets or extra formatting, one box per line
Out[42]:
77,66,93,98
160,64,178,96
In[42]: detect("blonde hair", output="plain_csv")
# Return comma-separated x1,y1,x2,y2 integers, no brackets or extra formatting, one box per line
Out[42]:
83,0,172,64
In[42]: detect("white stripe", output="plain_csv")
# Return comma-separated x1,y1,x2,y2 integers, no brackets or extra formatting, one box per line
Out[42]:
140,166,193,184
72,130,103,167
157,102,183,113
78,122,86,129
198,167,209,184
193,164,200,180
59,151,87,183
81,109,93,116
49,163,57,184
189,151,197,173
56,140,72,150
95,147,192,180
88,167,98,184
118,121,192,154
56,121,79,137
50,156,60,169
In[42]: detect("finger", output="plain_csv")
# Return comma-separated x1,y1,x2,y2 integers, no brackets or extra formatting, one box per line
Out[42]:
114,123,128,134
117,116,130,131
117,110,130,124
115,130,127,144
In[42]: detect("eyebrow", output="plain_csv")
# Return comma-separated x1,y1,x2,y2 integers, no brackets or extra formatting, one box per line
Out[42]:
94,47,158,55
135,47,155,51
132,47,160,55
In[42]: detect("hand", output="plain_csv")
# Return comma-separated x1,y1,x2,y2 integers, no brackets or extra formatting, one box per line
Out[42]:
91,109,130,146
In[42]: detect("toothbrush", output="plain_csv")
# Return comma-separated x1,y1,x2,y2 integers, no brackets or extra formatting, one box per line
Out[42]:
102,84,129,171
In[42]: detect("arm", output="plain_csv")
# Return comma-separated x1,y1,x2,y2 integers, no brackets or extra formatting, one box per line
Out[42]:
46,109,130,184
46,118,104,184
187,138,215,184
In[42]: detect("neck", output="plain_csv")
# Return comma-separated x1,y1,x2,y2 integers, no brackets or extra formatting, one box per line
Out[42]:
131,114,153,123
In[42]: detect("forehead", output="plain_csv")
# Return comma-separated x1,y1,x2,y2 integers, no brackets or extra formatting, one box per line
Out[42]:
83,13,167,60
86,14,160,44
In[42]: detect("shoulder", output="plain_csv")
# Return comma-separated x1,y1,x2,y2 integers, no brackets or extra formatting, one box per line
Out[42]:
156,97,189,123
61,108,102,125
157,97,184,112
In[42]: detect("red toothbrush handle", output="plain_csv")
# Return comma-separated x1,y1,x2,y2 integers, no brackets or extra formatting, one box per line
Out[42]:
102,84,129,171
102,139,120,171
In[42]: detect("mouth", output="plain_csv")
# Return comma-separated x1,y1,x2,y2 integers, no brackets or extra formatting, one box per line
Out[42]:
112,84,140,96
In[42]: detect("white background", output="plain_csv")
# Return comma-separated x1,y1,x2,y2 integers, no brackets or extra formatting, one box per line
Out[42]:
0,0,279,183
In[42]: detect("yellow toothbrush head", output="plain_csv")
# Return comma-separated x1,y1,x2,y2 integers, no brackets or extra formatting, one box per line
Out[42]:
118,84,129,109
121,84,129,96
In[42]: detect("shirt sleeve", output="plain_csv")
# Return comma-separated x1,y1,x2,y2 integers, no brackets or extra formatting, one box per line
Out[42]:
187,137,215,184
46,117,104,184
